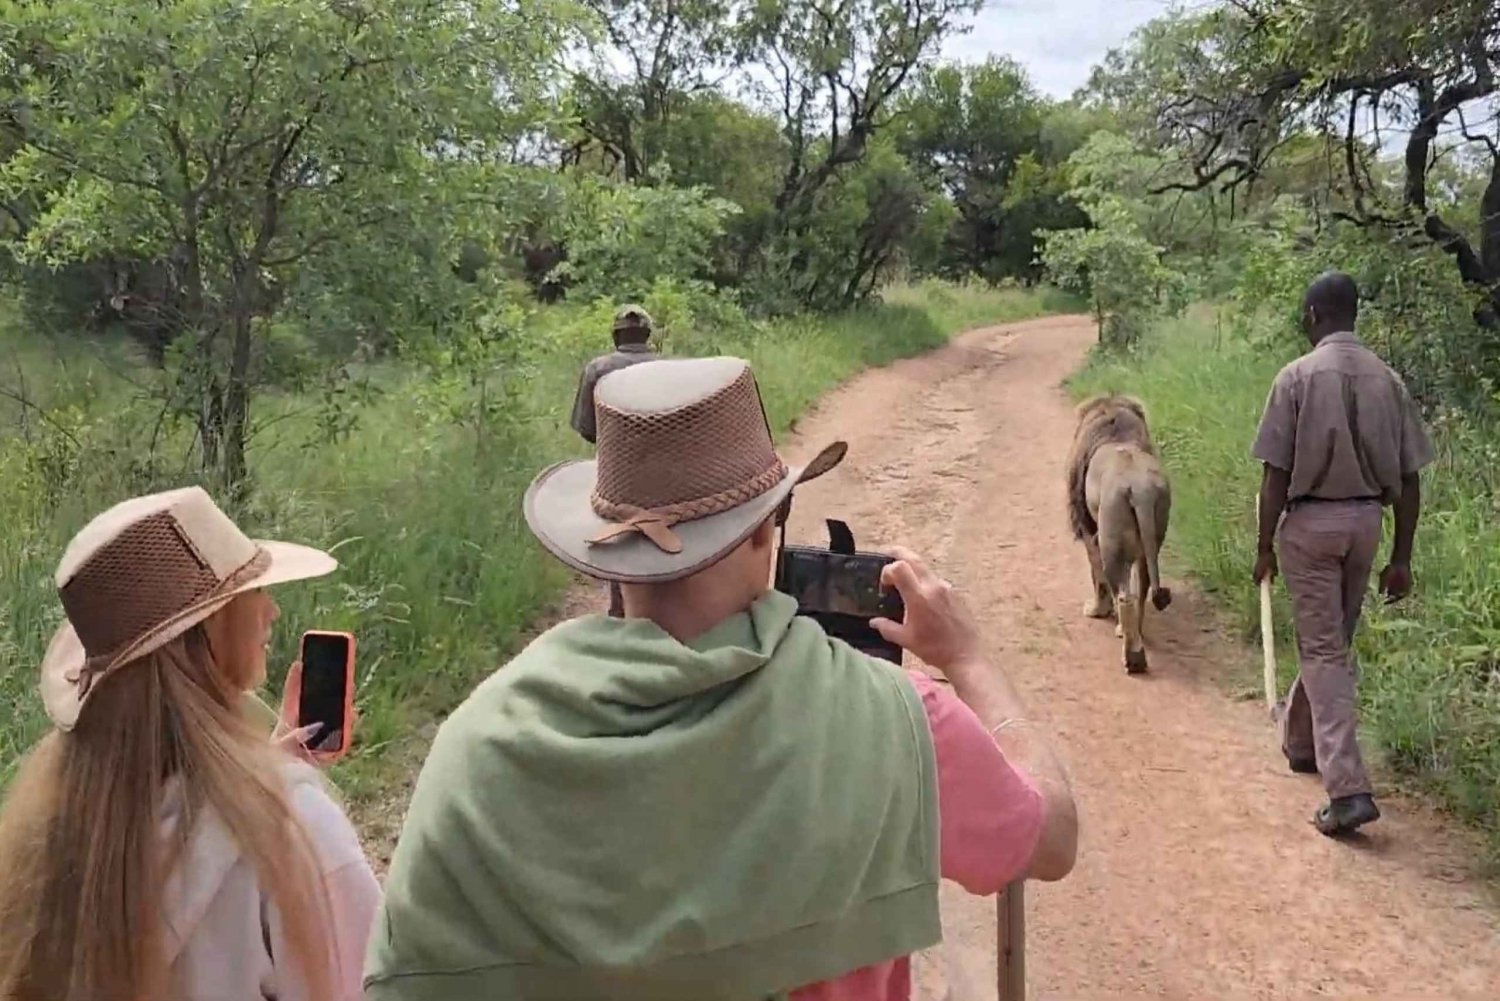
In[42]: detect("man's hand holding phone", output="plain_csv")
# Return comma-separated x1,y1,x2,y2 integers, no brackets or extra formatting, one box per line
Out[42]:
872,547,985,681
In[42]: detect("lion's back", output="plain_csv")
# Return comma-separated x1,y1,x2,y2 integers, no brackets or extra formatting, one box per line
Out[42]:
1065,397,1156,540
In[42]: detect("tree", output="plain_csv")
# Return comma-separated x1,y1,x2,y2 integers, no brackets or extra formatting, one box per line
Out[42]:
579,91,790,286
789,136,941,309
550,0,978,310
897,58,1055,280
565,0,736,181
547,167,742,302
740,0,981,308
0,0,569,489
1043,134,1189,347
1093,1,1500,327
1042,210,1186,347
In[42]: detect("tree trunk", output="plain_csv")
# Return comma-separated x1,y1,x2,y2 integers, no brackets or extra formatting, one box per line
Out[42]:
1402,81,1500,329
198,376,223,476
220,308,254,495
1480,152,1500,281
1479,152,1500,326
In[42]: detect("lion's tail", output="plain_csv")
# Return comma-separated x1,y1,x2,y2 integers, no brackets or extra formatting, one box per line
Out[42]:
1130,487,1172,611
1067,461,1095,541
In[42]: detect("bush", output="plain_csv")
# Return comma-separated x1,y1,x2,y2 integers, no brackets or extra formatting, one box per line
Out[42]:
1227,206,1495,410
548,171,742,304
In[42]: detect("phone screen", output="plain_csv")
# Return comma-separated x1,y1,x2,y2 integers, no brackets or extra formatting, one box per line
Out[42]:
298,633,350,751
776,550,894,618
774,547,904,664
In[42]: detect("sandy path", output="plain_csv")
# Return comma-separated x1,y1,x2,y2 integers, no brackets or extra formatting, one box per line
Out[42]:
362,314,1500,999
777,316,1500,1000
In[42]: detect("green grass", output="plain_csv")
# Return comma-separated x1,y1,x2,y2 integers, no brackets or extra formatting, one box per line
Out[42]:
1071,307,1500,862
0,279,1076,800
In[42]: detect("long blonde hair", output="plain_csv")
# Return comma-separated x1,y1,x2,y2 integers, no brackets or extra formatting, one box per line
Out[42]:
0,624,334,1001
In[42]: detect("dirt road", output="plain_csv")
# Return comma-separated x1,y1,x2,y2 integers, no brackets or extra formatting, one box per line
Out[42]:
776,316,1500,999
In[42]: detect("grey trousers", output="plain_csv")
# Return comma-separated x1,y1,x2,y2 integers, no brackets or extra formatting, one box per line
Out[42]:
1278,501,1383,800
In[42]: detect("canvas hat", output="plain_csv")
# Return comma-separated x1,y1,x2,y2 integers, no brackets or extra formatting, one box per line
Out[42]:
39,486,338,731
525,357,846,583
612,304,653,335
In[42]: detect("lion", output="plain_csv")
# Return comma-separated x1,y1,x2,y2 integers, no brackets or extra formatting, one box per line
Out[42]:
1065,395,1173,674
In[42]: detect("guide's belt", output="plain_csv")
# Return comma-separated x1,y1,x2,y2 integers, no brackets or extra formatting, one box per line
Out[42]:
1287,494,1382,510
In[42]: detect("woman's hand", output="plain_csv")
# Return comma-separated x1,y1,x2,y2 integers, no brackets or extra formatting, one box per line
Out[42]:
273,660,352,767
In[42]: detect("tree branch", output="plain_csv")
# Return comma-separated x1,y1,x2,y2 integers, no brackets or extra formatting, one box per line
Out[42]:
1147,157,1251,195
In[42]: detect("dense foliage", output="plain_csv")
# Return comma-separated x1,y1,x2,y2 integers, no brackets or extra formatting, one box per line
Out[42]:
0,0,1090,797
1078,0,1499,400
1,0,1092,491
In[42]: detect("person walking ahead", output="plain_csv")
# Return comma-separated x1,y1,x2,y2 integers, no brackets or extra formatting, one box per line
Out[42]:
571,304,658,617
570,304,657,444
1252,271,1433,837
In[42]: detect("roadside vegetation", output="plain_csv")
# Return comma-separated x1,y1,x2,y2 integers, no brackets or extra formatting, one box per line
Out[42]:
0,279,1072,793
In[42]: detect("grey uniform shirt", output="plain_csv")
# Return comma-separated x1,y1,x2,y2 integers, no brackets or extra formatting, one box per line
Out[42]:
1252,331,1434,504
570,343,656,443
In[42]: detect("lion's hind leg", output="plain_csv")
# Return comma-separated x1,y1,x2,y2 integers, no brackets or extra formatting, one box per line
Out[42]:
1081,532,1113,619
1099,494,1147,674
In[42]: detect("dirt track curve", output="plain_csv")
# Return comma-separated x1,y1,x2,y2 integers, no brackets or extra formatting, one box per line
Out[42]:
363,315,1500,999
777,316,1500,1000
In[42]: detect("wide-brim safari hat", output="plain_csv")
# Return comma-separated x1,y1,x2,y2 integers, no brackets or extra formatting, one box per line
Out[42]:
39,486,337,731
525,357,845,583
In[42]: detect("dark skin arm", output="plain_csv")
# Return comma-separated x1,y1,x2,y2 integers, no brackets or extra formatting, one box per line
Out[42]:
1253,464,1291,584
1380,473,1421,602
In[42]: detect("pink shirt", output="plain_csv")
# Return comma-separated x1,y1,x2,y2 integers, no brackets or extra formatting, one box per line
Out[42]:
790,672,1045,1001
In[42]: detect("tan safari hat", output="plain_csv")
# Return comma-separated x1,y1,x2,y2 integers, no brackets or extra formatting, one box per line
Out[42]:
39,486,338,731
525,357,845,583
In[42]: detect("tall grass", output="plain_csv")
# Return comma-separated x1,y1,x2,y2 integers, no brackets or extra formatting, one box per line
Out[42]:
1071,307,1500,859
0,280,1074,798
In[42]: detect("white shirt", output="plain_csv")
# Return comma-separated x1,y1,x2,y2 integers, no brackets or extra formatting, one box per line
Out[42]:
161,763,382,1001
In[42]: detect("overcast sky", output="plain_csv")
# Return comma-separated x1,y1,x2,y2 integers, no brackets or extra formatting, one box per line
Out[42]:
942,0,1176,99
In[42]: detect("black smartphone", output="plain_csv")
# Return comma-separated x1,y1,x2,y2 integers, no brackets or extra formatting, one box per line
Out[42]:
297,631,355,756
775,539,905,664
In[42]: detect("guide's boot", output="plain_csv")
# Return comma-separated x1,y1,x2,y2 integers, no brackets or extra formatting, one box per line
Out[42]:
1313,793,1380,837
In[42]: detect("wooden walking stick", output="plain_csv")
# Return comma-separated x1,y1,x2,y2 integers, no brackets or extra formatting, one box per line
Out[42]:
1256,495,1279,716
996,881,1025,1001
1260,571,1278,715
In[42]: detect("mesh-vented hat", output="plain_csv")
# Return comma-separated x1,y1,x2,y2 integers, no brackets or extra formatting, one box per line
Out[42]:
39,486,338,730
525,357,845,582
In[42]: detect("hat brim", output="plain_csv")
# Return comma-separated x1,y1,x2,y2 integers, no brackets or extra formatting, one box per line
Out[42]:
40,540,338,731
525,443,846,585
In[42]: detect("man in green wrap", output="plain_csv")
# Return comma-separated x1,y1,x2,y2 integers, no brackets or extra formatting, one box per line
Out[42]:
366,357,1078,1001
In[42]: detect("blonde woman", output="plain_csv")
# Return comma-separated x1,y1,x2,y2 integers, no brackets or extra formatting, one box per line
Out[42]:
0,487,381,1001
